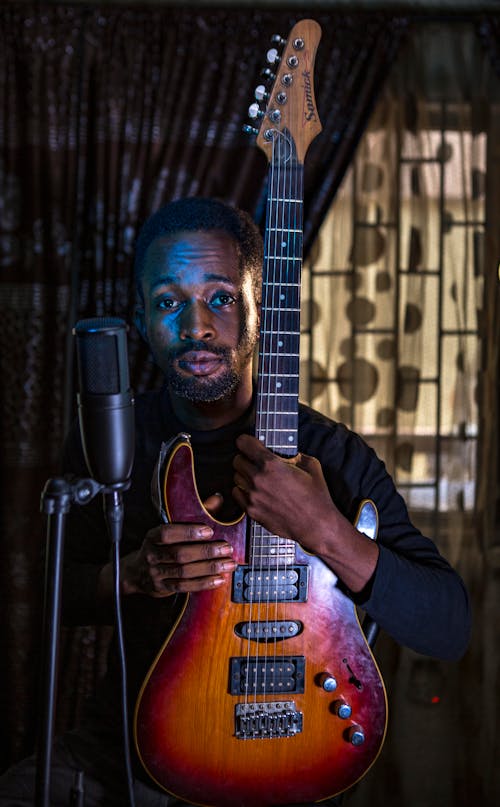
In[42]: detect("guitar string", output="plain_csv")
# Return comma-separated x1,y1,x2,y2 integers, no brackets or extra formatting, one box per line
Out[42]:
267,126,299,712
243,127,277,711
256,127,284,711
272,128,292,705
261,128,280,708
270,129,284,700
282,124,302,707
275,129,289,695
244,119,303,722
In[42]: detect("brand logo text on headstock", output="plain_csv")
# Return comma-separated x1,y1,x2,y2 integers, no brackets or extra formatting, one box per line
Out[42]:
302,70,317,123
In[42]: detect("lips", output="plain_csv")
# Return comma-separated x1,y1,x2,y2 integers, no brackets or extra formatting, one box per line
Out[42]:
177,351,224,376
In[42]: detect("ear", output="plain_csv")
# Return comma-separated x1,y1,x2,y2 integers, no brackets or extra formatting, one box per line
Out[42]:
134,304,148,343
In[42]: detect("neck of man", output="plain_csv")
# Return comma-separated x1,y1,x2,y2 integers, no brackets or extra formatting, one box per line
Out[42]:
169,365,254,431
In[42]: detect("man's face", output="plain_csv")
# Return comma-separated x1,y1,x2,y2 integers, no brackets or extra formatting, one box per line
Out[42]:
136,230,260,403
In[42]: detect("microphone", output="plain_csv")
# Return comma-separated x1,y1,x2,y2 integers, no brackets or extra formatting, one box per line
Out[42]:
73,317,135,488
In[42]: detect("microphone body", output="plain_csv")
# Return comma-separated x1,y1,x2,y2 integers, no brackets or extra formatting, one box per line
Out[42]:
73,317,135,488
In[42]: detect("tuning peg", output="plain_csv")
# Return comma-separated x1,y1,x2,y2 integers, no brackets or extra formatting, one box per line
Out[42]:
248,103,264,120
254,84,269,102
266,47,280,65
270,34,286,47
242,124,259,137
261,67,276,82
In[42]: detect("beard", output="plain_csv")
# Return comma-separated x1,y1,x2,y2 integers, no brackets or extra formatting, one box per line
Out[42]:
164,337,256,403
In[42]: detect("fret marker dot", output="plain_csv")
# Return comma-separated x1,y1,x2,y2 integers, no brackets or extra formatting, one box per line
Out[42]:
280,294,285,301
288,436,294,442
281,241,287,248
276,381,282,388
278,340,283,347
259,435,265,442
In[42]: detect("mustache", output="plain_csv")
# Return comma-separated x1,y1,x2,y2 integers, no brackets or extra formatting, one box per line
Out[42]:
169,341,231,360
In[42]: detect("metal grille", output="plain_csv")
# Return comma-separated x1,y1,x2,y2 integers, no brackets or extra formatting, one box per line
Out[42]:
300,100,487,525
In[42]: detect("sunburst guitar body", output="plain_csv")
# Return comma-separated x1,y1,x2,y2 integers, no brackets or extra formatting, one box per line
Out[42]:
134,20,387,807
134,440,387,807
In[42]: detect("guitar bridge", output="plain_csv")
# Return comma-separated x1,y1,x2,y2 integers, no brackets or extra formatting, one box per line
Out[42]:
235,701,303,739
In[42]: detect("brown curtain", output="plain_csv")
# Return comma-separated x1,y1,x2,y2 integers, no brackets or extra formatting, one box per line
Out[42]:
0,0,411,772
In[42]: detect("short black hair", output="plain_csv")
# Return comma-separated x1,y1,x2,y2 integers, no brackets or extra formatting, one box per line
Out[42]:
134,197,263,301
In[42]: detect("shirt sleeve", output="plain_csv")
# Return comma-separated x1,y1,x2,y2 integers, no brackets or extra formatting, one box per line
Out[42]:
299,407,472,661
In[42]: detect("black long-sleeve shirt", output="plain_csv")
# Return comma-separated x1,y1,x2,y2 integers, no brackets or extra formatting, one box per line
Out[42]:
61,385,471,709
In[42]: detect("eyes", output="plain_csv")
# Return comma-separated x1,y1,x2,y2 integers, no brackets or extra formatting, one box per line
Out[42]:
154,291,237,312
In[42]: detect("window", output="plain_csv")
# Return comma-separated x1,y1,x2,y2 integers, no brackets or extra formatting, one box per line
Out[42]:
300,94,490,541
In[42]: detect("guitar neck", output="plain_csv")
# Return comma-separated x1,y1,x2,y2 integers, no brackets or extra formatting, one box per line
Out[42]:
255,149,304,458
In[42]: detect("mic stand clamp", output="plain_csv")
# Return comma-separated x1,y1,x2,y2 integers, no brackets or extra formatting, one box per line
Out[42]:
36,475,128,807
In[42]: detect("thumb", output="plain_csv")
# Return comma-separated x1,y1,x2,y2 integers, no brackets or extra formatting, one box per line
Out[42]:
203,492,224,515
295,452,322,476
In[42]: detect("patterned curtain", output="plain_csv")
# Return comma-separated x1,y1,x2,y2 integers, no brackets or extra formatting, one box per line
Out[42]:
0,2,410,769
300,21,500,807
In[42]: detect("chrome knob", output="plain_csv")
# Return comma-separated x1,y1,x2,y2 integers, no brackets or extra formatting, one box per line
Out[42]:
318,673,338,692
333,699,352,719
347,725,365,746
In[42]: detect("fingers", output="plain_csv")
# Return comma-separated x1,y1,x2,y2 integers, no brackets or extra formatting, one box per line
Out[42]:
149,551,237,596
136,519,236,597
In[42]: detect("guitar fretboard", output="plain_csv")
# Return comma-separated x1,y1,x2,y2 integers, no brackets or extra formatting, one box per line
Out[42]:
252,136,304,565
255,149,303,459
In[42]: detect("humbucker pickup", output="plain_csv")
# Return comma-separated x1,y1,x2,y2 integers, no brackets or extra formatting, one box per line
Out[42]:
230,656,305,694
232,564,309,603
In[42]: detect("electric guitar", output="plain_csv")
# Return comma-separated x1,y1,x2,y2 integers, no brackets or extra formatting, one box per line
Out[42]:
134,20,387,806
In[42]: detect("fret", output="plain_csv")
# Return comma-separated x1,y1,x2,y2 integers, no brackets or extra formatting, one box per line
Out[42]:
262,310,301,318
261,329,299,340
257,374,300,381
256,415,298,421
268,196,303,205
250,553,296,561
262,308,300,319
255,409,296,416
266,255,302,262
255,427,298,434
259,352,299,360
261,279,301,287
259,447,298,455
261,349,298,358
257,392,299,399
249,532,297,562
250,533,296,546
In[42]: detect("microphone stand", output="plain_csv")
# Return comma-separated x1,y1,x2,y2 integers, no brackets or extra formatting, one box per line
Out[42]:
36,476,132,807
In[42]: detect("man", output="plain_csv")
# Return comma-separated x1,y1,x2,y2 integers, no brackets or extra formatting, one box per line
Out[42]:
0,197,471,806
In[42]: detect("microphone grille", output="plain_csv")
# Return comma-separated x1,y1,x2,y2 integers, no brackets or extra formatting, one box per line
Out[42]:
74,317,130,395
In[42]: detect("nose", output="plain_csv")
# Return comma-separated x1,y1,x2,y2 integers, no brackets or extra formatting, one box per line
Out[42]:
179,300,215,341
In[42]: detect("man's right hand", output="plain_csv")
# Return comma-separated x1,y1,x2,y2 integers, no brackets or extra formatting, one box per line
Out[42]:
97,493,236,602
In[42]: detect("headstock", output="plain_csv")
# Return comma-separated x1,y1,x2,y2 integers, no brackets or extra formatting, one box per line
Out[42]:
245,19,322,165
